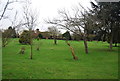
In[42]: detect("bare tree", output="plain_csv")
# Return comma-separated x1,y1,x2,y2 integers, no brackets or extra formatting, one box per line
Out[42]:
46,4,94,54
22,0,38,59
2,27,12,47
48,26,60,45
0,0,26,47
2,10,28,47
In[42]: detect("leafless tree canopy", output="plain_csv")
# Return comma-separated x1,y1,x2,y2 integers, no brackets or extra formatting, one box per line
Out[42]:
48,26,60,37
22,0,38,31
46,3,96,54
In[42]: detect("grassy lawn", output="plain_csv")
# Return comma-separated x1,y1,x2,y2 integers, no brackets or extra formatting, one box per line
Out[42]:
2,39,118,79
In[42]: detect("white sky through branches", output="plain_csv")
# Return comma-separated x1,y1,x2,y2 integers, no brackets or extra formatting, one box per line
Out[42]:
0,0,94,33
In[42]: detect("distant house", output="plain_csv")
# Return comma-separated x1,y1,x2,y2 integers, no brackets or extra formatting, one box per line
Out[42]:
32,29,51,39
40,31,51,39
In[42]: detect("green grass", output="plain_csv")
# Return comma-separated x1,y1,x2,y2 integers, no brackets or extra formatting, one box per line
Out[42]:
2,39,118,79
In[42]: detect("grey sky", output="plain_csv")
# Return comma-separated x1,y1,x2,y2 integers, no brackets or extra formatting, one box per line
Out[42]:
0,0,94,33
97,0,120,2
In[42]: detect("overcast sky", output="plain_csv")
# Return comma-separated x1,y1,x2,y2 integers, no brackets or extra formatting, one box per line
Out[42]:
32,0,93,32
0,0,94,33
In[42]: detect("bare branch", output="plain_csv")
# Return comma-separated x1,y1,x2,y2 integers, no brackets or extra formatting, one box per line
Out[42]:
0,0,20,21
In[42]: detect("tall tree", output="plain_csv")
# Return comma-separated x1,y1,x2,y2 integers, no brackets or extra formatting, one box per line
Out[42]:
22,0,39,59
46,4,94,54
90,1,120,50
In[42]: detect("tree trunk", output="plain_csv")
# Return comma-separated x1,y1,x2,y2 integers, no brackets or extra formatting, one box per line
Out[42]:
30,30,33,59
83,28,88,54
54,39,57,45
110,38,113,50
110,22,113,50
66,41,78,60
54,36,57,45
30,44,33,59
115,43,117,47
109,32,113,50
83,38,88,54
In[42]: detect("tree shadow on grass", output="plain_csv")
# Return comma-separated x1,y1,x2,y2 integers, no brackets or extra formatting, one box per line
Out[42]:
102,44,120,48
16,43,29,45
92,48,118,53
113,46,120,47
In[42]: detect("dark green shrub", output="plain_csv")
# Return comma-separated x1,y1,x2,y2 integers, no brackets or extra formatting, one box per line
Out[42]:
19,30,31,44
38,33,43,39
